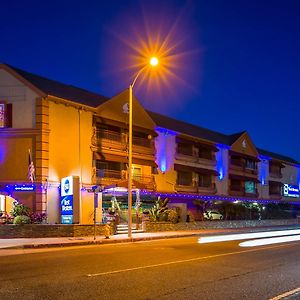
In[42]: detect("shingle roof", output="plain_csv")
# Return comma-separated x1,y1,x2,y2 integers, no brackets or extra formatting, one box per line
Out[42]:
257,148,299,165
5,64,109,107
147,110,299,165
147,110,230,144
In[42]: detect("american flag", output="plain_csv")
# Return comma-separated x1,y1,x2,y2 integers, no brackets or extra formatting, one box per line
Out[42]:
28,149,35,183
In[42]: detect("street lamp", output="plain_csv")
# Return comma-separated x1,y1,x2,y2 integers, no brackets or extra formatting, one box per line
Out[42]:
128,56,159,238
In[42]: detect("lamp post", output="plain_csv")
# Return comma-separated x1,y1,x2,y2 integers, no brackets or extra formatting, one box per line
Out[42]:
128,57,159,238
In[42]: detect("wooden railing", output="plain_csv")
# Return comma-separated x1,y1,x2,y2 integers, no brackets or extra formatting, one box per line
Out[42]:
96,169,123,179
97,130,122,142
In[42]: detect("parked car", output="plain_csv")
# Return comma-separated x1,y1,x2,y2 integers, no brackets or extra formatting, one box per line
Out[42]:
204,210,223,220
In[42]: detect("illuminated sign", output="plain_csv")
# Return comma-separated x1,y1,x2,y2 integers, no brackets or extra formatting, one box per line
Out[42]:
61,176,74,224
283,184,299,198
12,184,35,192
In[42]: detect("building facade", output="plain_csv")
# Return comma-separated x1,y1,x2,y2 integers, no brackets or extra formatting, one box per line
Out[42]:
0,64,299,224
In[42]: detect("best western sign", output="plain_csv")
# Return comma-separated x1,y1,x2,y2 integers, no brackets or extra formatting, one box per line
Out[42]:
283,184,300,198
60,176,79,224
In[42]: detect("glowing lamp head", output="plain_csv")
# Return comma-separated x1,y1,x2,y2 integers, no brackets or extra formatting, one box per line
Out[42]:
150,56,159,67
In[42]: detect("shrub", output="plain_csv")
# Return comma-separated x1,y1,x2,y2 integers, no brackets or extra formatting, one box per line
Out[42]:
13,215,31,225
11,202,30,217
166,209,179,223
30,212,47,224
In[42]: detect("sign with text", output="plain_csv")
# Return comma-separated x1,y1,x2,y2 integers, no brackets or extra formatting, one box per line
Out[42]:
61,176,79,224
283,184,300,198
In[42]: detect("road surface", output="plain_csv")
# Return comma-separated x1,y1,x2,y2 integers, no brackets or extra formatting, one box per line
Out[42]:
0,236,300,299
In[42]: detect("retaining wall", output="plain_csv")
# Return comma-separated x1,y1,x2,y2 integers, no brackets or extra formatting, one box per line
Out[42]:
0,224,112,238
144,218,300,232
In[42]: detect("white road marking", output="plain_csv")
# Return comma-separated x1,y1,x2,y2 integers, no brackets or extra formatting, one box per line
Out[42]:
269,287,300,300
87,242,299,277
198,229,300,244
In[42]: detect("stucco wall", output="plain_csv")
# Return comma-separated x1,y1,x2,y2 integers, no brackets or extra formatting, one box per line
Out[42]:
0,69,37,128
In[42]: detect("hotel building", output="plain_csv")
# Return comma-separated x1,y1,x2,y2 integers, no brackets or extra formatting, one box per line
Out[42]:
0,64,299,224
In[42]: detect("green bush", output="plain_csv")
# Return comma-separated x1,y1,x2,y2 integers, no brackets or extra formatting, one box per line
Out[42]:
13,215,31,225
166,209,179,223
11,202,30,217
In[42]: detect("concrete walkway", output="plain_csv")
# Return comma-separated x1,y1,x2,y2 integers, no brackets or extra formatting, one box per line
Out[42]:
0,225,299,250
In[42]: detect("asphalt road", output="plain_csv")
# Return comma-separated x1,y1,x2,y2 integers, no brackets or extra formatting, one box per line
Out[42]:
0,236,300,300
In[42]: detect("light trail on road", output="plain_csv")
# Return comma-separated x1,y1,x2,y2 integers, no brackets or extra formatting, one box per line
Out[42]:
239,234,300,247
198,229,300,244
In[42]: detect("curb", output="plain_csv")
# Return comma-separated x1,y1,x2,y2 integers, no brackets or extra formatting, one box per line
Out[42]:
2,233,200,250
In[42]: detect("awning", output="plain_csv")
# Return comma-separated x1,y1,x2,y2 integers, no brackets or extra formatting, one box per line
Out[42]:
229,174,260,183
229,150,260,162
93,152,157,167
174,164,219,176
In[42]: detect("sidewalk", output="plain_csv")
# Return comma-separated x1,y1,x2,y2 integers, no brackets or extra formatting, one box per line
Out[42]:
0,225,299,250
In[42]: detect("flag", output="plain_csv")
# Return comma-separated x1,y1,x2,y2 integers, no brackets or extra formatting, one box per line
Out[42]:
28,149,35,183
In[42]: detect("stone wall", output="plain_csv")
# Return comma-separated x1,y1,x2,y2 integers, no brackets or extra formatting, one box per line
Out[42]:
144,218,300,232
0,224,112,238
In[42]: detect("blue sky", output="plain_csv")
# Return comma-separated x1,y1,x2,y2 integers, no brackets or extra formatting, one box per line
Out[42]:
1,0,300,160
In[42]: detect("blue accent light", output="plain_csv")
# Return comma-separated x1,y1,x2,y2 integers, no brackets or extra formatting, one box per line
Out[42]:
12,184,36,192
258,155,270,186
155,127,177,173
215,144,229,180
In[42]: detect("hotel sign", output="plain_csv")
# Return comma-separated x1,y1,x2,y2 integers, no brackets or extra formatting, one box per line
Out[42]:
283,184,299,198
61,176,74,224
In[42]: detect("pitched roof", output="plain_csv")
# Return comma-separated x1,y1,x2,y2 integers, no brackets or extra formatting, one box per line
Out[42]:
4,64,109,107
257,148,299,165
147,110,229,144
148,110,300,165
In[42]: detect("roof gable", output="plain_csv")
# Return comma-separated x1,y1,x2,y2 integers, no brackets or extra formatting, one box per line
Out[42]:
230,131,259,157
96,89,156,130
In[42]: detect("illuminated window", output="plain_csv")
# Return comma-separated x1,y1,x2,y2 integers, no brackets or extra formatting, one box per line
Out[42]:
245,181,256,193
0,103,12,128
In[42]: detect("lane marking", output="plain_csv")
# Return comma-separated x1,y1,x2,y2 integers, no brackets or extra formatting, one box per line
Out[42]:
239,235,300,247
87,241,299,277
198,229,300,244
269,287,300,300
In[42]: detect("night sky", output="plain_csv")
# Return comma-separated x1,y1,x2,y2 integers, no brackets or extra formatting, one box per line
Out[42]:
1,0,300,161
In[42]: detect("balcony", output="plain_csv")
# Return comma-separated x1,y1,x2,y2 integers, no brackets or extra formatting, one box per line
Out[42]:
175,182,217,194
229,160,257,175
229,186,258,198
96,169,156,191
132,174,156,191
269,171,283,179
95,129,154,157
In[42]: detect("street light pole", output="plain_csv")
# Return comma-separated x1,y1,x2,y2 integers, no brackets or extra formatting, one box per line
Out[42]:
128,83,133,238
127,58,159,239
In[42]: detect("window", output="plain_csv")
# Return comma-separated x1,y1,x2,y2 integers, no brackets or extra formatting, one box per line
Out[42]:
245,159,256,170
177,171,193,186
0,103,12,128
198,174,212,187
177,143,193,156
198,146,212,160
245,181,256,194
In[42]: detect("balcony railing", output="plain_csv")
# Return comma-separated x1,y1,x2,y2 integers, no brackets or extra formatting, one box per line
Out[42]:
97,130,122,142
175,182,216,194
96,169,123,179
132,136,152,148
229,186,258,197
269,171,283,179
